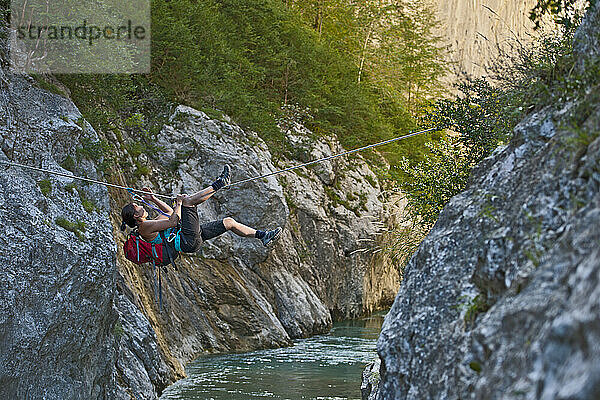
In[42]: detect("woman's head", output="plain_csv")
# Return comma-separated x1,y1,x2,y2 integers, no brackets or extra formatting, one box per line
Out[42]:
120,203,147,231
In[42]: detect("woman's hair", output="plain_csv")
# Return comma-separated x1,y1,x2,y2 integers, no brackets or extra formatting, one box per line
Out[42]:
121,203,137,231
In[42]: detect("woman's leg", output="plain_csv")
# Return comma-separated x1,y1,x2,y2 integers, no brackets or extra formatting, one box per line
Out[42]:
182,186,216,207
182,165,231,207
200,217,282,246
223,217,256,237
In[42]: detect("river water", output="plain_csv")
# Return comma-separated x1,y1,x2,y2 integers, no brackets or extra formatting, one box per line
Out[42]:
160,312,386,400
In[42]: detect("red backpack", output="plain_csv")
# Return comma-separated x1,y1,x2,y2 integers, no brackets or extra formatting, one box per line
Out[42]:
124,230,164,265
123,229,179,311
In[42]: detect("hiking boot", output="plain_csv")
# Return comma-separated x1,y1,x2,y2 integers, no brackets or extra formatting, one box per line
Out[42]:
261,227,282,247
211,164,231,190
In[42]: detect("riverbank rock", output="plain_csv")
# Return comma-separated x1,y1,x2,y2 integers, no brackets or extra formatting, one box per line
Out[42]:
372,5,600,400
361,358,381,400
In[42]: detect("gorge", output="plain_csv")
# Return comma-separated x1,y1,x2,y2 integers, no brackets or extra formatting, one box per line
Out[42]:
1,1,599,399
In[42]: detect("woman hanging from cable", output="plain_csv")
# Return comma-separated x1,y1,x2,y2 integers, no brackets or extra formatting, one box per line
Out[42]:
120,165,282,257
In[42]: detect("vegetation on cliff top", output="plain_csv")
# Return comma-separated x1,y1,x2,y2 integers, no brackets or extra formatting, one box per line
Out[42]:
397,11,598,222
54,0,446,186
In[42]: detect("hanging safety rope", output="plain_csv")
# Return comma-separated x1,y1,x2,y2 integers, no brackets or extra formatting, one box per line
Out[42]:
0,159,174,199
0,126,438,199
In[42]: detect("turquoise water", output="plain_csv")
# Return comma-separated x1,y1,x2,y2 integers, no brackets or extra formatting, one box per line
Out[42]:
160,312,386,400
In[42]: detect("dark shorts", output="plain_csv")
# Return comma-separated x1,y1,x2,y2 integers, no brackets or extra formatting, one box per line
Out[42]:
179,206,227,253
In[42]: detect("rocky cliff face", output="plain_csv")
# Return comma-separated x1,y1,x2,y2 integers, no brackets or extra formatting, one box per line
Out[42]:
0,68,176,399
0,33,396,399
434,0,586,81
435,0,539,79
369,5,600,399
118,104,396,369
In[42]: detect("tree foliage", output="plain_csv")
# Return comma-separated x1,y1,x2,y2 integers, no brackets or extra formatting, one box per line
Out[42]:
530,0,596,28
148,0,445,161
53,0,446,186
398,79,514,224
423,79,515,161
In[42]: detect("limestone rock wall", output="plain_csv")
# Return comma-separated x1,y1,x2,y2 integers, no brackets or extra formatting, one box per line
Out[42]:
371,5,600,399
434,0,587,81
0,68,174,399
0,60,396,400
435,0,538,79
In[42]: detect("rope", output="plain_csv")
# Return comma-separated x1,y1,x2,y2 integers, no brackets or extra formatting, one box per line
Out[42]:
223,127,438,189
126,188,172,217
0,126,438,198
0,159,173,200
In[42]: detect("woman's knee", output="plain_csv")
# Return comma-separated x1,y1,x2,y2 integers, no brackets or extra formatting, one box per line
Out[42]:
223,217,236,229
181,196,194,207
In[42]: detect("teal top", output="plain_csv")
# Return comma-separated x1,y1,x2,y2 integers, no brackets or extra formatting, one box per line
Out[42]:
147,227,182,252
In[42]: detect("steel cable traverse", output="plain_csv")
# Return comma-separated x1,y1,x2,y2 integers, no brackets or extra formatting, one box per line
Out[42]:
0,159,175,199
223,127,438,189
0,126,438,199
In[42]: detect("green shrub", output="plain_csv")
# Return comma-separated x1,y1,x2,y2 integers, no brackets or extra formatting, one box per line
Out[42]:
398,137,474,225
81,198,96,213
77,137,110,162
113,320,125,340
455,294,490,326
364,174,377,188
55,217,86,241
529,0,594,28
134,162,150,178
37,179,52,196
126,141,145,158
61,156,76,172
65,183,97,213
469,361,482,374
324,186,360,216
31,74,66,97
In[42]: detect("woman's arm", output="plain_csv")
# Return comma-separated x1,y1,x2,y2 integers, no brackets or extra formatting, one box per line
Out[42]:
139,195,184,236
152,197,174,214
142,187,174,214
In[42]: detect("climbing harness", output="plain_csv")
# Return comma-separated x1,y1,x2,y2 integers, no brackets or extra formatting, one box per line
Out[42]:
0,126,438,198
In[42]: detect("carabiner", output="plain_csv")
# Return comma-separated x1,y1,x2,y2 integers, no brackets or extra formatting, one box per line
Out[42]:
167,228,180,243
127,188,143,203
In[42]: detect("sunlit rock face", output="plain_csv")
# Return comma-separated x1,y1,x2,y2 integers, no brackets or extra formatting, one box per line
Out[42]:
436,0,537,79
435,0,586,81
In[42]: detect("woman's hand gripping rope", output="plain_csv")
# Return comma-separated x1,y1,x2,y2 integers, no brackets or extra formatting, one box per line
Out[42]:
166,194,186,243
